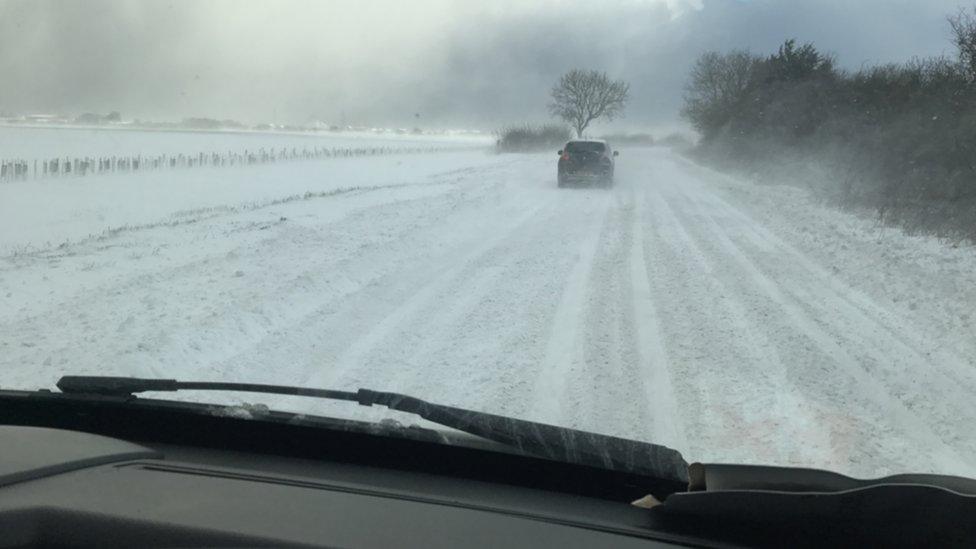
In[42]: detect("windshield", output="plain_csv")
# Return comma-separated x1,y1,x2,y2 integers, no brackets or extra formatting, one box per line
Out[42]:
2,0,975,482
566,141,607,153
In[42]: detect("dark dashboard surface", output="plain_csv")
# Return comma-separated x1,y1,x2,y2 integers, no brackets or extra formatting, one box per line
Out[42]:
7,391,972,547
0,425,687,548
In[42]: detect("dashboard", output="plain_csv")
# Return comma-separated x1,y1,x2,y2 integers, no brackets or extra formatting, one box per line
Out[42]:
0,425,687,548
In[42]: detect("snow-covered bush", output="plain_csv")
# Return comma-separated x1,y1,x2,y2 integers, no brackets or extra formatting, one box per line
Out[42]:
495,124,572,153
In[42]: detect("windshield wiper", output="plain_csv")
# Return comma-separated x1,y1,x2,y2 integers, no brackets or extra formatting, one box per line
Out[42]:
56,376,688,482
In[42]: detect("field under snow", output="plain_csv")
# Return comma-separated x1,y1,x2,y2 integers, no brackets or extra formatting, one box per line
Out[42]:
2,127,976,479
0,125,484,159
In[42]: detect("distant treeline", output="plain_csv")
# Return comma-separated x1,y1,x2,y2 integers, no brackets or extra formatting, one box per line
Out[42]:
496,124,572,152
682,7,976,243
495,125,691,152
0,145,451,183
599,132,656,146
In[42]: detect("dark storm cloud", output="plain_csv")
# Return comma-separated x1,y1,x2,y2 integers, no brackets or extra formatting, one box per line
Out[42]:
430,0,969,130
0,0,970,130
0,1,207,118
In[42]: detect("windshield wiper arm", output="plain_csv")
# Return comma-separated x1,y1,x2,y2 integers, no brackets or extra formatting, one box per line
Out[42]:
57,377,362,402
56,376,688,482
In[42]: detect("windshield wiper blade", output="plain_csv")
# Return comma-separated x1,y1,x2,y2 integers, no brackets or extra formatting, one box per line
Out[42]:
56,376,688,482
56,377,362,401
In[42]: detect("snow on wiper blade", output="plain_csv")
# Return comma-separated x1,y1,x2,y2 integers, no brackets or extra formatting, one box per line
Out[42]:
56,376,688,482
56,377,360,401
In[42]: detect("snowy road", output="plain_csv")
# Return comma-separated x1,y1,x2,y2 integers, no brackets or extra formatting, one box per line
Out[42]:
3,147,976,479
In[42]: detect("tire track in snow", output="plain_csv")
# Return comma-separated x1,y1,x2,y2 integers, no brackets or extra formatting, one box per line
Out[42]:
215,181,541,390
629,184,688,453
348,186,623,425
676,179,976,464
672,155,976,386
265,170,562,415
700,185,976,390
348,264,510,399
330,191,612,418
672,179,976,474
525,191,613,424
303,200,551,392
566,185,654,440
644,180,855,469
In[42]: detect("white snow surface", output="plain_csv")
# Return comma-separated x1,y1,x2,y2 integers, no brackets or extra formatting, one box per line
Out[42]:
0,125,486,158
2,141,976,479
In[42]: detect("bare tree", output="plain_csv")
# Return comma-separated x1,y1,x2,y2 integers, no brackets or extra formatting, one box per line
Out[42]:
549,69,629,138
949,6,976,81
681,50,759,136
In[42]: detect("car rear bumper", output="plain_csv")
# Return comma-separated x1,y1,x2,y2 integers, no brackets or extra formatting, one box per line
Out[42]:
559,162,612,178
563,172,607,177
559,170,612,181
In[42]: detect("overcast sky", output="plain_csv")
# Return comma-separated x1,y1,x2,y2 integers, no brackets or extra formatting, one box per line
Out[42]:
0,0,970,131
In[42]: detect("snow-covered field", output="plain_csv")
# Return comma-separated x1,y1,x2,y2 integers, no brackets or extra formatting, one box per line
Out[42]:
0,125,485,159
2,132,976,480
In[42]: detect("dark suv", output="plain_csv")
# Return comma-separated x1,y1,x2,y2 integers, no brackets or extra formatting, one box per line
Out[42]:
557,140,618,188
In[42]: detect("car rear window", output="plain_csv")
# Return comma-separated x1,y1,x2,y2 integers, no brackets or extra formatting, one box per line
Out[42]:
566,142,606,153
